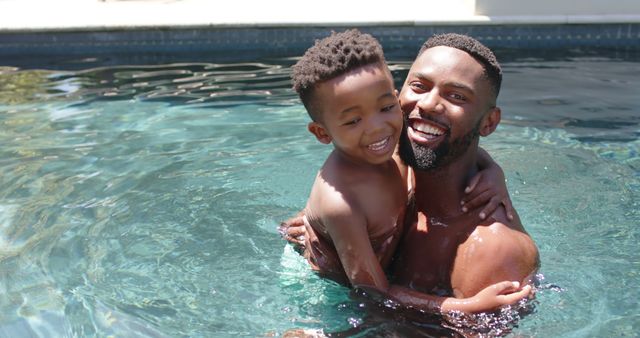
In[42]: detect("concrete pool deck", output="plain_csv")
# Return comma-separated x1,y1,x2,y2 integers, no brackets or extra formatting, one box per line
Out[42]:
1,0,640,32
1,0,640,68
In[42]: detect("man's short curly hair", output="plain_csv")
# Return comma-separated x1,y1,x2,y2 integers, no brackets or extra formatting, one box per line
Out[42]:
292,29,386,121
419,33,502,99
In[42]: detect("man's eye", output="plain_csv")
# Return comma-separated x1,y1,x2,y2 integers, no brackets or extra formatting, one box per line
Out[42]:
410,82,427,91
449,93,467,102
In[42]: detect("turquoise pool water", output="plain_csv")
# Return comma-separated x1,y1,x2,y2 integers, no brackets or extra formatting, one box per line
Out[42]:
0,48,638,337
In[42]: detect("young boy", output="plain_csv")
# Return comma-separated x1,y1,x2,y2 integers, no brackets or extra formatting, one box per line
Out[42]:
286,29,528,313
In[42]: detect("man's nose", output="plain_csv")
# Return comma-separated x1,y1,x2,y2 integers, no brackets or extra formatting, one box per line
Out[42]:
416,90,443,115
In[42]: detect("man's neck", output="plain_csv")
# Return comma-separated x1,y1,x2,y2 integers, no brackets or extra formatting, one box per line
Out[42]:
413,148,479,218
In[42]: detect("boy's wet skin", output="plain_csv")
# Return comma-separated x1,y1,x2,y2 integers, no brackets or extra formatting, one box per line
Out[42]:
303,60,408,289
286,30,535,315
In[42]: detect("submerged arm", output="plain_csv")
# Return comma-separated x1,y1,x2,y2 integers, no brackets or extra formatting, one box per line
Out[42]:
324,205,529,314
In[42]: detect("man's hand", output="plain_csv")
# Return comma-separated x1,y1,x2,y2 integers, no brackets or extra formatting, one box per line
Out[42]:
278,213,306,249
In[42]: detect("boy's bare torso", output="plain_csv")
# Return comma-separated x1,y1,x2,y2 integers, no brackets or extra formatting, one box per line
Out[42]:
303,150,408,282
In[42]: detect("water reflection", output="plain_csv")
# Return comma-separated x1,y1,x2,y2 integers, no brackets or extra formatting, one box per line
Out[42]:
0,52,638,337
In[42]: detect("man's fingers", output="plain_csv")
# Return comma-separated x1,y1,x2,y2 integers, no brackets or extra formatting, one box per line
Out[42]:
280,217,304,228
286,225,305,237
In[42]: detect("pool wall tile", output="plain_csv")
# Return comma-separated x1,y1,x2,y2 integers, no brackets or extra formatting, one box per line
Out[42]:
1,24,639,67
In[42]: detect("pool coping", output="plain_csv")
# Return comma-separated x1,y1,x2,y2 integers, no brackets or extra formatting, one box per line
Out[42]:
1,0,640,34
2,15,640,33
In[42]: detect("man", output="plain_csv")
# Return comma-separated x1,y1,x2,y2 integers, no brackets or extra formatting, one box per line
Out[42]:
283,33,539,312
390,33,539,301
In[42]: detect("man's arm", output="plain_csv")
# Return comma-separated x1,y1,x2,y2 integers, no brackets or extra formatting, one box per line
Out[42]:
450,210,540,299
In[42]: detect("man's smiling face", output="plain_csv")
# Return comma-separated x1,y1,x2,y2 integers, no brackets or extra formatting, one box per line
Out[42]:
398,46,497,171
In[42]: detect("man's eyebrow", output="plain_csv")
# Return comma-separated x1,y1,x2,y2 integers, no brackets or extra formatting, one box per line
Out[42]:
410,72,429,80
410,72,473,92
446,81,473,92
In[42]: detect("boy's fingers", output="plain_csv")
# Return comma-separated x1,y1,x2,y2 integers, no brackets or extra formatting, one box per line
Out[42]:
465,174,481,194
494,281,519,293
502,198,515,221
461,189,492,213
499,285,531,304
479,196,502,220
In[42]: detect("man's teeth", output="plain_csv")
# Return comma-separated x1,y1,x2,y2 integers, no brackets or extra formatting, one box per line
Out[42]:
412,122,444,135
368,137,389,151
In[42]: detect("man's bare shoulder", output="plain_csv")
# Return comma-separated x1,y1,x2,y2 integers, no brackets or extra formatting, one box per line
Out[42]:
451,207,540,298
468,207,538,263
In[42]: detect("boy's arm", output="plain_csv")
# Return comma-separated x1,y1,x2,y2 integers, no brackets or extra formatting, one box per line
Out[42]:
281,210,531,313
388,281,531,314
322,198,531,314
322,201,390,291
461,147,515,220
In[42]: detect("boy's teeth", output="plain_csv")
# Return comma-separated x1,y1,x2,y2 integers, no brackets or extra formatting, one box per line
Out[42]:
368,137,389,151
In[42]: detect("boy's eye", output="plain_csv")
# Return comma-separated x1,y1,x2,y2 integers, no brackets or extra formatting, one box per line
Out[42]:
343,117,361,126
381,104,397,112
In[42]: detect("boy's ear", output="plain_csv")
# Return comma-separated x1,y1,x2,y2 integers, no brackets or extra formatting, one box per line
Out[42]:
308,122,332,144
479,106,501,137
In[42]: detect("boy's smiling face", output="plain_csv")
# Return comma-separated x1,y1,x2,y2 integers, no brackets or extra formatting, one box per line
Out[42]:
308,62,402,166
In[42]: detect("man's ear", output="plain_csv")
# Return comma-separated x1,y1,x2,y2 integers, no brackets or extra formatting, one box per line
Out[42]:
308,122,332,144
479,107,501,137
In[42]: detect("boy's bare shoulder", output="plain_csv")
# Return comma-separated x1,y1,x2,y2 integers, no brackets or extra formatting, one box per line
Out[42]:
308,155,395,220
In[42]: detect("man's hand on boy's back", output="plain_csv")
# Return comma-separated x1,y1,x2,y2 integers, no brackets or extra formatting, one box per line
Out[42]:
279,213,306,249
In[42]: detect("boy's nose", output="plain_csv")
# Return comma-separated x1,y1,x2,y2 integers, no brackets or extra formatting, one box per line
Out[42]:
365,114,387,135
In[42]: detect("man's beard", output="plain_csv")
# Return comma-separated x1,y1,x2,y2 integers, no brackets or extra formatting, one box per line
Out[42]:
399,115,480,172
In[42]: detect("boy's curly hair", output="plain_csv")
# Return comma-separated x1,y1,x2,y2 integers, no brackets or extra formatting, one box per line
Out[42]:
292,29,386,121
419,33,502,98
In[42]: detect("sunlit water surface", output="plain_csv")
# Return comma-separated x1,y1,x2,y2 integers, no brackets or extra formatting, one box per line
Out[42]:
0,49,638,337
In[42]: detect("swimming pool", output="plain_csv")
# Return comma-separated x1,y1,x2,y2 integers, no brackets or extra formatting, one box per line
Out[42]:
0,41,638,336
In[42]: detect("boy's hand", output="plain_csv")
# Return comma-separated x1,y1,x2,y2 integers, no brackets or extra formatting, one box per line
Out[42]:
461,170,514,221
443,281,532,313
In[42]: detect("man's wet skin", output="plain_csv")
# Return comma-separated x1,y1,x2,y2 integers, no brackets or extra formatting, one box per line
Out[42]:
393,45,539,299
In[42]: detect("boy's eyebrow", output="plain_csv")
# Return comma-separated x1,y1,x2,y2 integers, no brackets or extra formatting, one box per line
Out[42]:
339,91,396,115
339,105,360,115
